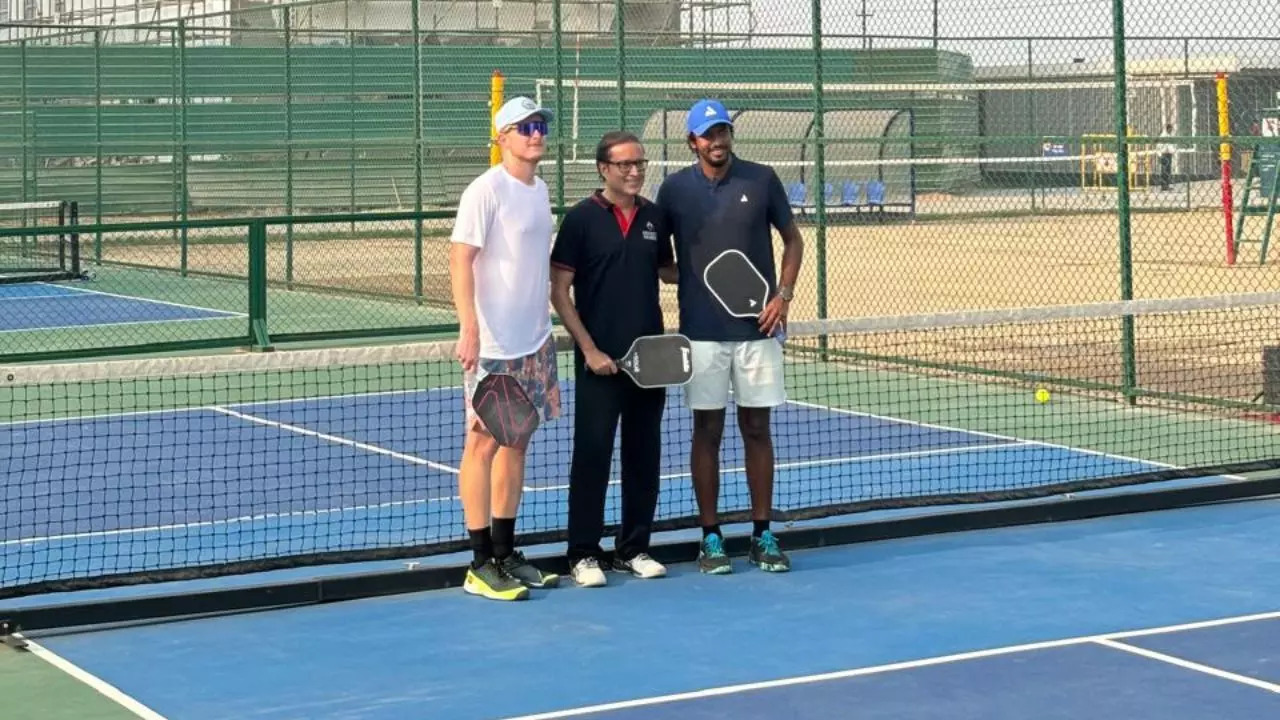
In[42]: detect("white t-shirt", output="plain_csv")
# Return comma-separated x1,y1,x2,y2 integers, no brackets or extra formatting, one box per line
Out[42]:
451,164,555,360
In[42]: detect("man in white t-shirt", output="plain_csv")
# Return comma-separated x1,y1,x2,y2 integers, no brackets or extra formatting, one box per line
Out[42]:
449,95,562,601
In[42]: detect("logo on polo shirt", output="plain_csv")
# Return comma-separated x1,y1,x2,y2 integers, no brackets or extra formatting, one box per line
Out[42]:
643,220,657,241
740,194,748,203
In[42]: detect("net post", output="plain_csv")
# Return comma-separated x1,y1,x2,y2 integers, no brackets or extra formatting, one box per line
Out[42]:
350,30,357,234
1026,39,1037,212
1217,72,1236,266
248,220,273,352
19,40,29,223
811,0,828,357
490,70,504,167
93,29,103,266
58,201,67,272
177,21,190,276
1112,0,1137,405
284,7,295,291
553,0,566,211
615,0,626,131
68,201,80,278
411,0,425,305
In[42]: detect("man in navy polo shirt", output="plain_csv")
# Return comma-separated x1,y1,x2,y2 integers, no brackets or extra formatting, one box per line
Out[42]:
551,130,676,588
656,99,805,575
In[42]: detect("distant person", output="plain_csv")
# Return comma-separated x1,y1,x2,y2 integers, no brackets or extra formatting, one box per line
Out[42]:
449,96,562,601
1159,124,1176,191
656,99,805,575
551,131,676,587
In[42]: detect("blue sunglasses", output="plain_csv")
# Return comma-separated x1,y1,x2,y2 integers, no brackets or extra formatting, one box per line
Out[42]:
513,120,549,137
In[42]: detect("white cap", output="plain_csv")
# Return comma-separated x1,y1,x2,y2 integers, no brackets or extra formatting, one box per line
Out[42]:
494,96,554,130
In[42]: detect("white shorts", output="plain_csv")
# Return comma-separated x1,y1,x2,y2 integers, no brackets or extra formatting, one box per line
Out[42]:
684,339,787,411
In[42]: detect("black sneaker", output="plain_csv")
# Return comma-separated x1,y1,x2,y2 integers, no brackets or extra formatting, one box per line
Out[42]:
500,550,561,589
748,530,791,572
612,552,667,579
697,533,733,575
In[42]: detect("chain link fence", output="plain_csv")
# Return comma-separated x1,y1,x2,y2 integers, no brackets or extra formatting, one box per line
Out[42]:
2,0,1280,403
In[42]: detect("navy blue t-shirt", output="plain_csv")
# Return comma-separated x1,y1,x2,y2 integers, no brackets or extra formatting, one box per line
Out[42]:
656,156,794,342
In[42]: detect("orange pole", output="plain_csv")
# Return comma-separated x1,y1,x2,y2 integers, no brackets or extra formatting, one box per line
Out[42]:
1217,72,1236,265
490,70,505,167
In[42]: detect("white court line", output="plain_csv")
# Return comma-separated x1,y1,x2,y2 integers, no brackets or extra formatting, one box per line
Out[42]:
659,441,1029,479
0,384,1244,547
786,397,1249,481
497,610,1280,720
1,492,460,547
0,293,82,301
784,349,1280,438
210,406,459,475
7,485,557,547
539,441,1026,490
1094,638,1280,694
0,386,462,428
2,443,1019,547
35,280,248,317
0,314,244,336
16,632,170,720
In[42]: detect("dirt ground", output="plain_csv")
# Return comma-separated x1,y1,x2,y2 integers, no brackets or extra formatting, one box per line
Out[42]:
96,204,1280,402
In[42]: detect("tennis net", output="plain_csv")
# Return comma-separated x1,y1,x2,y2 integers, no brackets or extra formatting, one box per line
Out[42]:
0,200,82,284
4,292,1280,599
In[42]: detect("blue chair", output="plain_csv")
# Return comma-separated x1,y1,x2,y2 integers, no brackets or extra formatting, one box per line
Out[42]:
841,180,861,207
866,180,886,206
787,181,808,208
865,180,886,221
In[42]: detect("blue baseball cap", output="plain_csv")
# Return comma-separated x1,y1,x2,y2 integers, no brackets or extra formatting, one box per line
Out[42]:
687,99,733,136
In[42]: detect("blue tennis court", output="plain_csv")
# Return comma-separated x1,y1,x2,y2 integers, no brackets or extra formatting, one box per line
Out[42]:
2,380,1176,588
11,493,1280,719
0,282,240,333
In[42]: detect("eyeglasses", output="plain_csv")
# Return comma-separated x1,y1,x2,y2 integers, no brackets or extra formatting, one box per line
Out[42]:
512,120,548,137
605,159,648,173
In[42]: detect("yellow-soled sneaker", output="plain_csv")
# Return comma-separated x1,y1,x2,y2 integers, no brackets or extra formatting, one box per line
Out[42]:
464,559,530,601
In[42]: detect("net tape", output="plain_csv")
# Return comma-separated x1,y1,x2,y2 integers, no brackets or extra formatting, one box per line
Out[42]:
6,291,1280,385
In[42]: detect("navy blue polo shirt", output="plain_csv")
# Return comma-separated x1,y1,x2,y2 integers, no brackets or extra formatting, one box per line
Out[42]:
550,190,674,363
656,155,793,342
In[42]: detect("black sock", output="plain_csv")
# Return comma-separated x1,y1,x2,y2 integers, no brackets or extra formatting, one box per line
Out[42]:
469,527,493,569
492,517,516,560
753,520,770,538
702,524,722,539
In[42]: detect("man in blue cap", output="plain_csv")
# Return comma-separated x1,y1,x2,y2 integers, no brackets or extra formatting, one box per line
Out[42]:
655,98,805,575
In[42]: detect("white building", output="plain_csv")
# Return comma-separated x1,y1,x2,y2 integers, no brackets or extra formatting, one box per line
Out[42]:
1,0,754,46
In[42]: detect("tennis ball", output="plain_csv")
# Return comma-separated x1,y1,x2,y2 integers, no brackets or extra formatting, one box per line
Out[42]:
1034,388,1051,404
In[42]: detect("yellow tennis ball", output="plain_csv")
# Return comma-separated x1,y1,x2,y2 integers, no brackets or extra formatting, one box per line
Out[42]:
1034,388,1051,404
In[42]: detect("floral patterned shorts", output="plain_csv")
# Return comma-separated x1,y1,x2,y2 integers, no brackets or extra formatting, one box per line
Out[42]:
463,334,562,433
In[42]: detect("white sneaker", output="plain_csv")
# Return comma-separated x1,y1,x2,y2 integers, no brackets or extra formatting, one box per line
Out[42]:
572,557,607,588
615,552,667,579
